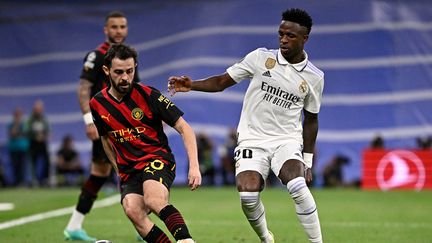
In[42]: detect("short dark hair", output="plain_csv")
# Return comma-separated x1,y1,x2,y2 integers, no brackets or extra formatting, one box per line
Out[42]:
281,8,313,34
105,11,126,24
104,43,137,68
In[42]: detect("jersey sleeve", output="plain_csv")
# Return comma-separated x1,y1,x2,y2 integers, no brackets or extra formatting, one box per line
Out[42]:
304,76,324,114
148,88,184,127
80,51,104,84
226,49,260,83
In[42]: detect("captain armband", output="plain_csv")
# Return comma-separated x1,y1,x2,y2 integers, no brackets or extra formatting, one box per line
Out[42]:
83,112,94,125
303,152,313,169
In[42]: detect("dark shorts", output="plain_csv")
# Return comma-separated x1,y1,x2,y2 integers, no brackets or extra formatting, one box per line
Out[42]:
120,159,176,203
92,139,109,164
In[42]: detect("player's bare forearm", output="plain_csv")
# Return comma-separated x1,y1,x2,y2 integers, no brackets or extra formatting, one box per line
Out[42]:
173,117,202,190
79,79,99,139
77,78,93,113
303,108,316,183
302,109,318,153
101,136,119,175
168,73,236,95
191,73,236,92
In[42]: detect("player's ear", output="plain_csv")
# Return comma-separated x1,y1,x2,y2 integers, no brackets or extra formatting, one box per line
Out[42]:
103,25,108,36
303,34,309,44
102,65,110,76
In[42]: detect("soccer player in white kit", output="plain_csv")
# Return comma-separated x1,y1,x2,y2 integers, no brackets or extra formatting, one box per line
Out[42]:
168,8,323,243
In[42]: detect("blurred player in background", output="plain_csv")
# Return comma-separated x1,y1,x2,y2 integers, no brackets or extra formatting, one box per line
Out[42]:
27,99,50,187
91,43,201,243
169,8,323,243
64,11,139,241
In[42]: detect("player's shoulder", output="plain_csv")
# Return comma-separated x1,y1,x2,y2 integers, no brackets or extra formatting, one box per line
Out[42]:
305,60,324,80
134,83,161,95
93,88,106,99
89,89,106,107
242,47,277,65
253,47,278,57
84,50,103,61
95,42,110,55
83,48,105,70
85,42,109,58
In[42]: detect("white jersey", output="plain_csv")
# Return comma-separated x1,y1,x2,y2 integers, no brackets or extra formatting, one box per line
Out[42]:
227,48,324,146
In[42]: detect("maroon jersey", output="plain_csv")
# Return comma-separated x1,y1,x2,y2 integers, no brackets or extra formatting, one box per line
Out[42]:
89,83,184,182
80,42,140,97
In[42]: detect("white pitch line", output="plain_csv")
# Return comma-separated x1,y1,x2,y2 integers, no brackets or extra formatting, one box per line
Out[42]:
187,219,432,229
0,194,120,231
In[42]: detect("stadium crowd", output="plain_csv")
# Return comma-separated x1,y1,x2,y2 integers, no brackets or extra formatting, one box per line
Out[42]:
0,107,239,188
0,101,85,187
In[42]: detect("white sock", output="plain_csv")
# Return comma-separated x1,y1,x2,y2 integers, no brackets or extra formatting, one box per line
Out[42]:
177,238,195,243
287,177,322,243
239,192,272,242
66,209,85,231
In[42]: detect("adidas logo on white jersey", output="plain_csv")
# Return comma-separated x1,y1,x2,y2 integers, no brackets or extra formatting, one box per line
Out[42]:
262,70,272,77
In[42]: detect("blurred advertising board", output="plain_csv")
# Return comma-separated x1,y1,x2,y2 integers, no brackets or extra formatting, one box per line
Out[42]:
362,149,432,191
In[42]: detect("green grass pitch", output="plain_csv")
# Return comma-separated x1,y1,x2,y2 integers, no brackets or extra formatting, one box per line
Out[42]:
1,186,432,242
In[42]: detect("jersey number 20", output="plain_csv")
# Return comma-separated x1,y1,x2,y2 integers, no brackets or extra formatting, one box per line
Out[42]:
234,148,253,161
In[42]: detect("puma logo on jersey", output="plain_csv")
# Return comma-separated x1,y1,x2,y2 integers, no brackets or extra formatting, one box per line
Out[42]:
101,114,111,122
262,70,272,77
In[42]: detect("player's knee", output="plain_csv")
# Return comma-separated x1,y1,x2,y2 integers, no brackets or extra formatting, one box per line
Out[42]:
90,162,111,176
237,183,261,192
279,160,304,185
236,171,264,192
122,202,141,222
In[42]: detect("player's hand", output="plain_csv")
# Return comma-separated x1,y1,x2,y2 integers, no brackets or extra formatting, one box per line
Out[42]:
188,166,202,191
167,75,192,96
86,123,100,140
305,168,313,185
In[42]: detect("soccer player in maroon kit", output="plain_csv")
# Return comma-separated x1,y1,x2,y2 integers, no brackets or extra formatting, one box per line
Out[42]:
89,44,201,243
64,11,139,241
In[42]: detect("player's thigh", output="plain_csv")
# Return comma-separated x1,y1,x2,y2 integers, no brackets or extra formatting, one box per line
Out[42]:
142,159,175,212
142,180,169,212
271,141,305,184
120,172,145,205
90,140,111,176
235,147,269,191
90,162,111,176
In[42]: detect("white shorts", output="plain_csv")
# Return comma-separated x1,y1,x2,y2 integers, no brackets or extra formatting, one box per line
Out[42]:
234,139,304,181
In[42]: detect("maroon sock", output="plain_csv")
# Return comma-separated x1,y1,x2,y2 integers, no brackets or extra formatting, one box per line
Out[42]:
143,224,172,243
76,175,107,214
159,205,192,241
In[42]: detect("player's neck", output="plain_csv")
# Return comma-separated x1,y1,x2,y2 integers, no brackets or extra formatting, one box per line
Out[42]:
108,88,124,102
288,51,305,64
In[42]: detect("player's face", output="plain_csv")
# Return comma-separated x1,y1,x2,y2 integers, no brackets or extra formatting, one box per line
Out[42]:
104,17,128,44
106,57,135,96
278,21,309,63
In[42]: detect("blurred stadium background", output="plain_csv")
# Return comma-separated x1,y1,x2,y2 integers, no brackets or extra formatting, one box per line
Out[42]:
0,1,431,187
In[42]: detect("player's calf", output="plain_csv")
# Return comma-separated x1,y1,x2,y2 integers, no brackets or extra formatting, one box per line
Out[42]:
287,177,322,243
